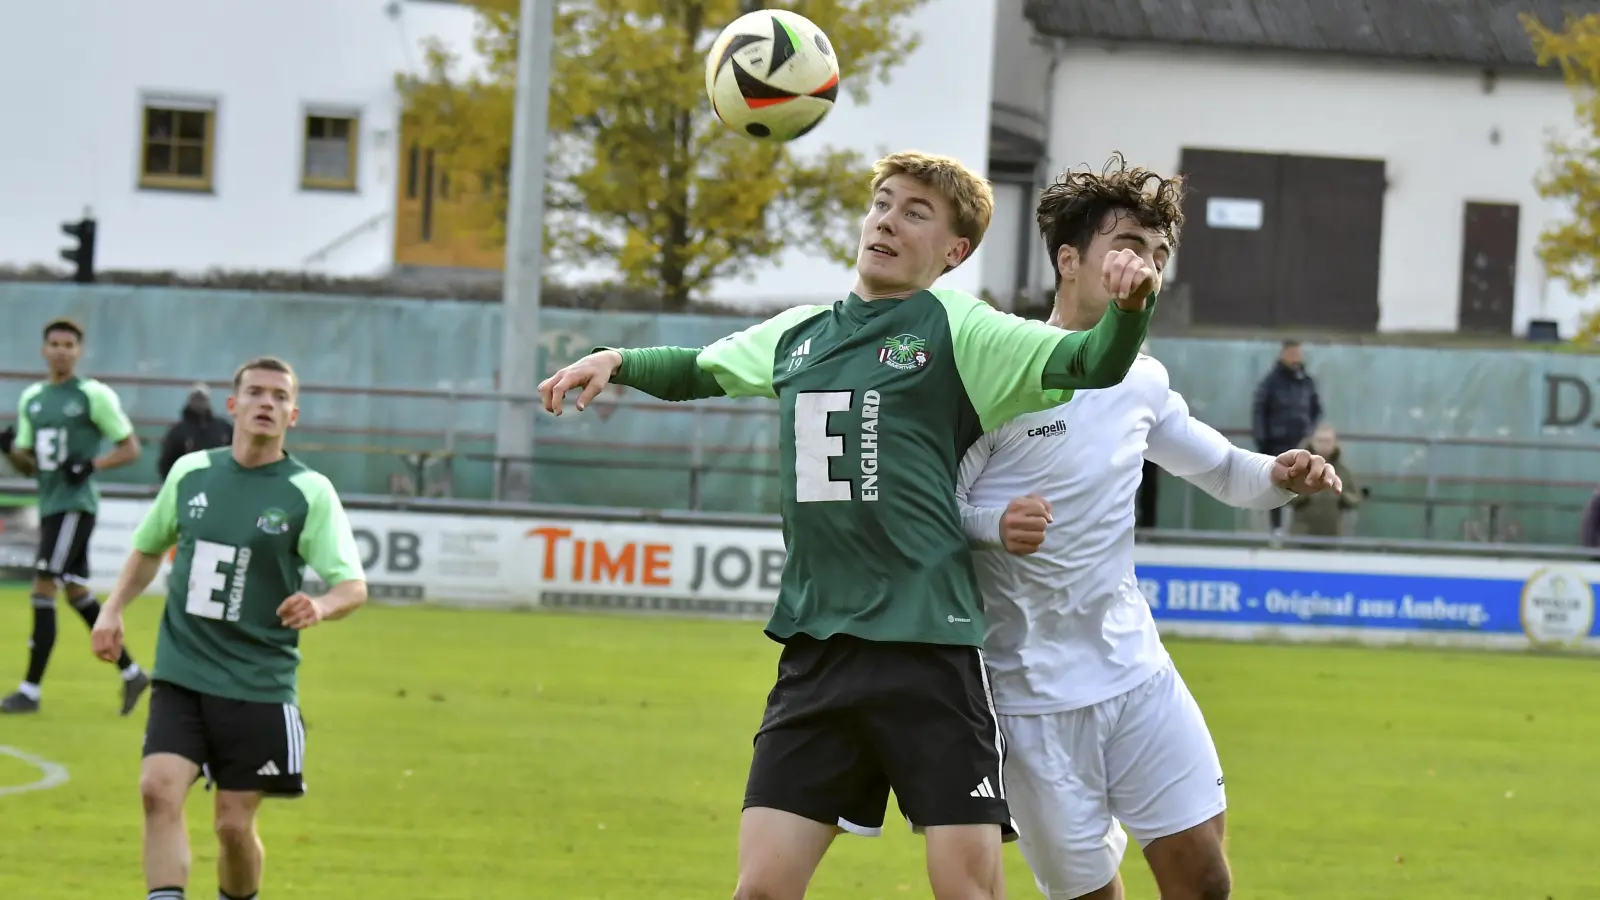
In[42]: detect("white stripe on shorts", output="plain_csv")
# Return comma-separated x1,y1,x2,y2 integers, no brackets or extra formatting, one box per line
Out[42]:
49,512,80,574
282,704,306,774
975,648,1006,801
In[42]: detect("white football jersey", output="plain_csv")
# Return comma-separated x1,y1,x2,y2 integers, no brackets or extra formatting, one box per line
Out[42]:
957,355,1271,715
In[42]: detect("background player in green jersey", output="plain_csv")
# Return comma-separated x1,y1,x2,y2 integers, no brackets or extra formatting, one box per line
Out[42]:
541,150,1161,900
91,356,368,900
0,317,147,715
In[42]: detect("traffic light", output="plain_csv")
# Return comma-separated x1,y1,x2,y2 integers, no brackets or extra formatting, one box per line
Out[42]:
61,216,96,283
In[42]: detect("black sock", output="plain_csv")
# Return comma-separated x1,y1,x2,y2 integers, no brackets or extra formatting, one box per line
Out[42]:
147,888,185,900
23,597,56,687
68,595,136,670
219,890,256,900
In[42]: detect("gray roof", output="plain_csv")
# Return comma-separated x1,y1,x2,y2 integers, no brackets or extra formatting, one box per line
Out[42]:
1023,0,1600,70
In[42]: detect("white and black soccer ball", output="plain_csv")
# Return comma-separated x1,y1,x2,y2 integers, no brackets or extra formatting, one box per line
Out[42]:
704,9,840,143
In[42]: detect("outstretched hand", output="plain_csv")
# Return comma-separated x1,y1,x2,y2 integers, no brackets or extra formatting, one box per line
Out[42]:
1272,449,1342,495
538,350,623,416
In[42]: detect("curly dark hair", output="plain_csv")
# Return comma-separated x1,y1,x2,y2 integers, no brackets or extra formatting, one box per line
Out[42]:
1036,152,1186,286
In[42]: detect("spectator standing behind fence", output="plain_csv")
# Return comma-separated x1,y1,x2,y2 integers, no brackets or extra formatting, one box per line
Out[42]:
1290,424,1357,538
1253,340,1323,531
1580,489,1600,550
156,384,232,481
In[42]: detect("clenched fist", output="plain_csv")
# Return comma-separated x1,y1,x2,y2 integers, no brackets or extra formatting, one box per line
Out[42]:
1000,494,1053,555
1103,248,1160,311
1272,449,1342,495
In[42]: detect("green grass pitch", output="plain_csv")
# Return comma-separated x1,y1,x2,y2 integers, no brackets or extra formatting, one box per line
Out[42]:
0,587,1595,899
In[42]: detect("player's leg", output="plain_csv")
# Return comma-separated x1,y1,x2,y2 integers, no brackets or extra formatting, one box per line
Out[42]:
1,513,69,713
999,709,1128,899
203,690,308,899
141,681,210,896
214,790,266,900
735,635,890,900
1103,661,1231,900
56,512,149,713
865,643,1012,900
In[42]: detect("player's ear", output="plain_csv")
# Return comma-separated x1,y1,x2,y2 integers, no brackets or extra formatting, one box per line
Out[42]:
225,394,237,416
946,236,971,268
286,406,298,429
1055,244,1079,282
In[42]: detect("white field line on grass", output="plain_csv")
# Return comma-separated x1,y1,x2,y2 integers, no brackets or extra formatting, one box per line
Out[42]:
0,745,70,797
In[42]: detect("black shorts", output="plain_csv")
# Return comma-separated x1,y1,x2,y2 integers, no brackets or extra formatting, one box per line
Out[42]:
142,680,308,798
743,634,1014,839
35,510,94,583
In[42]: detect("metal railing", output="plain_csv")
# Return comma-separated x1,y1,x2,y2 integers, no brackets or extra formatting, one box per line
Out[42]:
2,369,1597,543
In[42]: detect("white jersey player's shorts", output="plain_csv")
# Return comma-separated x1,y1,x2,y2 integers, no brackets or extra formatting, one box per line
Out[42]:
1001,660,1226,898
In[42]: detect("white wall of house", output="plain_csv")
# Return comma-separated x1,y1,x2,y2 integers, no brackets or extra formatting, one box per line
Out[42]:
1039,43,1592,335
0,0,479,277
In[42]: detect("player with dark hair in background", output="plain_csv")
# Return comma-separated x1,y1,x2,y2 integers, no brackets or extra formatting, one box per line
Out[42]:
958,156,1340,900
1,317,147,715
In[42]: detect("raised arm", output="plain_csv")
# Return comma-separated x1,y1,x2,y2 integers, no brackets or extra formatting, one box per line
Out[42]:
540,305,829,414
941,289,1153,433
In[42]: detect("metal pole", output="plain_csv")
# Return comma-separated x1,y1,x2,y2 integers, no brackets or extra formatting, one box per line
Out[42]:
494,0,555,502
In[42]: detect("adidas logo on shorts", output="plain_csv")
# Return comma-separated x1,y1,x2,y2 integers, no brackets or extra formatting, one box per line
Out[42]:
970,776,997,799
257,760,281,777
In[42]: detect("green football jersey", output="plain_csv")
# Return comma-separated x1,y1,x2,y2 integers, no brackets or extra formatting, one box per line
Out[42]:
133,448,365,704
665,287,1149,647
14,377,134,517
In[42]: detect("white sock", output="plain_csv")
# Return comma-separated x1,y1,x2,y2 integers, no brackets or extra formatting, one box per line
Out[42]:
17,682,41,701
121,662,143,681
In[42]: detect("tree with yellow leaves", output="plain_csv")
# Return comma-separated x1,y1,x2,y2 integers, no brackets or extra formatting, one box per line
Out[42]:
1524,12,1600,341
400,0,927,311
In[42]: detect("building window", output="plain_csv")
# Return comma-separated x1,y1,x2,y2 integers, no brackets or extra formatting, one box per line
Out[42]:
140,101,215,192
303,112,359,191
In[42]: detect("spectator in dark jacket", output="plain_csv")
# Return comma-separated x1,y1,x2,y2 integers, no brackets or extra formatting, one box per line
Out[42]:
1253,340,1323,529
1581,489,1600,549
157,384,232,480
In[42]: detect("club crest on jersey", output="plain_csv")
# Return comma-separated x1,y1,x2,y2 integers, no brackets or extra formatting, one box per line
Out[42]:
63,401,83,417
256,508,290,535
878,334,928,371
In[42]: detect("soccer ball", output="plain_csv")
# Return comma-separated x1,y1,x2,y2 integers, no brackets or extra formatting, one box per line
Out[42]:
705,9,840,143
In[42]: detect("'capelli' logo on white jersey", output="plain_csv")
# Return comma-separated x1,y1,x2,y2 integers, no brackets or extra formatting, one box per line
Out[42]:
1026,419,1067,438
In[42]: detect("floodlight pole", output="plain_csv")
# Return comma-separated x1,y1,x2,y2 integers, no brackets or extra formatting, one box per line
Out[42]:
495,0,555,502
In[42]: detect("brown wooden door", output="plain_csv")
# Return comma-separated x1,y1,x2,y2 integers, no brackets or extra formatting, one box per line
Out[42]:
1457,201,1519,334
1274,154,1384,331
393,116,505,271
1176,148,1279,328
1177,148,1385,331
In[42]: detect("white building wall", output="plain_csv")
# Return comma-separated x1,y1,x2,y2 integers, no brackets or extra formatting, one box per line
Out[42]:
0,0,480,277
1042,43,1593,336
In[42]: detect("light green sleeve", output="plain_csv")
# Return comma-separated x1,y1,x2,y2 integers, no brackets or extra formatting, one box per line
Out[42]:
14,384,43,449
132,452,211,555
695,305,831,399
933,289,1076,432
291,471,366,586
83,380,134,442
